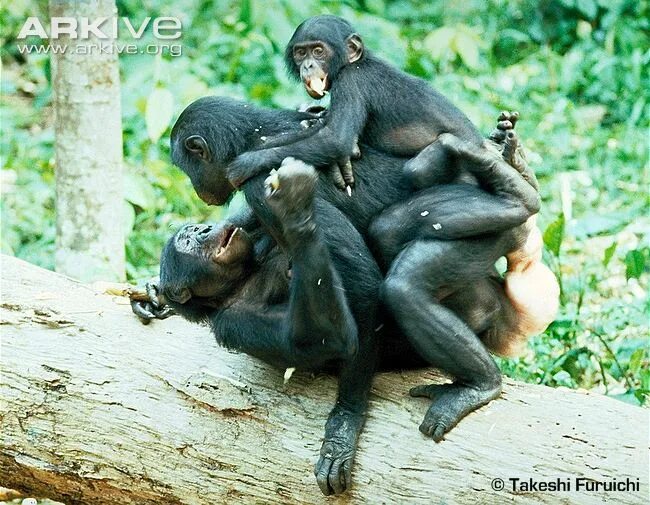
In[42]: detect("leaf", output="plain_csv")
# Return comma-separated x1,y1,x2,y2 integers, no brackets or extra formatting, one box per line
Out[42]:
124,170,156,210
576,0,598,20
572,214,622,238
625,249,646,280
423,27,455,61
628,348,644,375
543,214,565,257
602,241,617,267
453,31,480,69
145,87,174,143
123,200,135,236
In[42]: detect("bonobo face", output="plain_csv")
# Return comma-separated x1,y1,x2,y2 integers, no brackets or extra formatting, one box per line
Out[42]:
171,97,260,206
293,41,334,99
160,222,254,305
287,16,364,99
173,133,235,206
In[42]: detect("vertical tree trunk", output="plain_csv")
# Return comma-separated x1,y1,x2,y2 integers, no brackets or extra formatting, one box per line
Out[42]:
50,0,125,281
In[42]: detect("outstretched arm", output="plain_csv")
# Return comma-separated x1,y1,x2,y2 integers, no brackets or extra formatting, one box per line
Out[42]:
227,81,368,187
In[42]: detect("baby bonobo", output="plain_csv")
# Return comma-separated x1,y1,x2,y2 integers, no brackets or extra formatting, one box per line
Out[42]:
227,15,523,200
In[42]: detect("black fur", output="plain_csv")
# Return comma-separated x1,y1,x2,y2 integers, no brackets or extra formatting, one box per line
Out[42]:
163,95,541,495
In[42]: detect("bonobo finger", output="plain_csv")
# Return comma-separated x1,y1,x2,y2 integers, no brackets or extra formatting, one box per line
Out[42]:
315,457,334,495
153,305,175,319
498,110,509,122
351,138,361,160
409,384,441,399
131,300,156,324
409,384,430,398
497,119,513,131
488,128,506,143
329,459,346,495
509,111,520,127
328,163,346,190
145,281,160,309
503,130,520,167
340,159,355,188
343,459,353,492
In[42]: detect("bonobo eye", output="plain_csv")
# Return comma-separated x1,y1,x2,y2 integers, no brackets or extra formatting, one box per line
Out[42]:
312,46,324,58
294,47,307,59
184,135,210,162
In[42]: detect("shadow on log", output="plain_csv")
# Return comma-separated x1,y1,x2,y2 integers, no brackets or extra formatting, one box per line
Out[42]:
1,256,648,504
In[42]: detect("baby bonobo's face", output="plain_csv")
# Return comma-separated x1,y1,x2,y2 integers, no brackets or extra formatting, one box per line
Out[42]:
292,41,333,99
162,222,254,303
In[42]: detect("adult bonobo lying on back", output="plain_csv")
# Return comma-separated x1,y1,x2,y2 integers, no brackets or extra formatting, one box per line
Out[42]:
164,95,558,492
147,159,385,495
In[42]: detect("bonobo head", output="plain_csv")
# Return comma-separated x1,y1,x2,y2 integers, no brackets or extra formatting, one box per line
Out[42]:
285,15,364,99
159,221,254,321
170,97,257,206
170,96,314,205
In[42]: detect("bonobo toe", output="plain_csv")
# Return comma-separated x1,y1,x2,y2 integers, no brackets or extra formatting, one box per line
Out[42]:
314,440,355,495
410,382,502,441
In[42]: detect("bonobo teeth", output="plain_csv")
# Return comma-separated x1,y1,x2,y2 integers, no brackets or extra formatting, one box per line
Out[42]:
310,77,326,96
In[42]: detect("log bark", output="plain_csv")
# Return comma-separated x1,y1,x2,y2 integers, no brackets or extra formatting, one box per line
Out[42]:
0,255,647,505
50,0,125,281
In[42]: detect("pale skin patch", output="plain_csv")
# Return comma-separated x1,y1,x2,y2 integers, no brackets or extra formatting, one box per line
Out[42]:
502,216,561,354
383,124,439,155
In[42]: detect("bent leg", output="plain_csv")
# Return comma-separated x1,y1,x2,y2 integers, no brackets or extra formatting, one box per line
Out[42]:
383,239,506,440
369,184,530,268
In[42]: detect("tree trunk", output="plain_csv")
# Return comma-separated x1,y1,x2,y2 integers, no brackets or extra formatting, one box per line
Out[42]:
0,256,647,505
50,0,124,282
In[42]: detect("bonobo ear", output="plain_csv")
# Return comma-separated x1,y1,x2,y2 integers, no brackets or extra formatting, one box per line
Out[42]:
168,286,192,304
184,135,210,162
346,34,364,64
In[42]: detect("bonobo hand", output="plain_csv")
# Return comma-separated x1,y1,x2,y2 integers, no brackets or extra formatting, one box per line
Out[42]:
265,157,317,242
314,405,364,495
227,150,278,188
298,104,329,128
327,137,360,195
130,279,175,324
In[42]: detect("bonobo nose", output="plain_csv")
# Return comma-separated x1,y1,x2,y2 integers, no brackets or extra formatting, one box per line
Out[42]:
195,225,212,241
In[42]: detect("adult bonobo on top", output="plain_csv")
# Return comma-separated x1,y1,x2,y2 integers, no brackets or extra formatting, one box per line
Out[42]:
226,15,493,190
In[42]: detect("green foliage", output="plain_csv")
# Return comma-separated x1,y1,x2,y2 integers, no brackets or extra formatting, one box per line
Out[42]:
1,0,648,403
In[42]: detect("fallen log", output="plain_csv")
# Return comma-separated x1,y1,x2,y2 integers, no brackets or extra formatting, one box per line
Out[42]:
0,255,647,504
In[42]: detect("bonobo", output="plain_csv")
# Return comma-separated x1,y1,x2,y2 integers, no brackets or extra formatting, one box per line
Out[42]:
145,159,384,495
161,95,558,492
225,15,536,211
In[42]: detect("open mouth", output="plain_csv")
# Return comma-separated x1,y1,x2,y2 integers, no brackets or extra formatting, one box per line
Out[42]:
305,76,328,99
214,226,240,259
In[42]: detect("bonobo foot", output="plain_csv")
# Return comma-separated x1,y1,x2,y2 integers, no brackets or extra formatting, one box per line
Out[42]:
488,111,537,188
265,158,318,240
409,381,502,441
130,280,175,324
315,405,364,495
